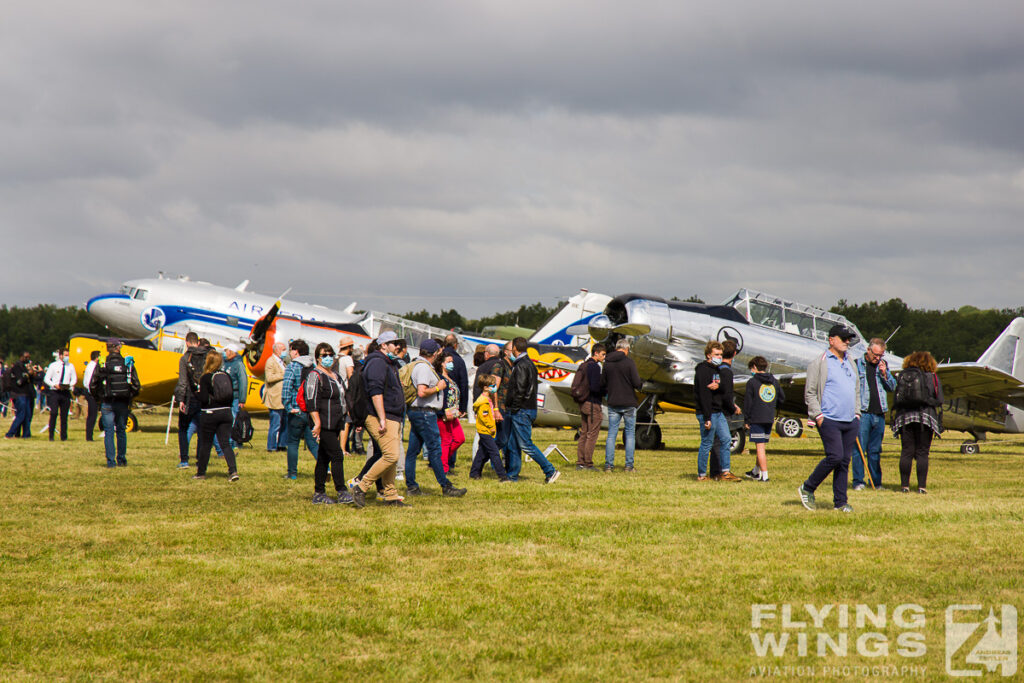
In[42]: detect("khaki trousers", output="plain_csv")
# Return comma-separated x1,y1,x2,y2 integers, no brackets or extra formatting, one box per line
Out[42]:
360,415,402,501
576,400,603,466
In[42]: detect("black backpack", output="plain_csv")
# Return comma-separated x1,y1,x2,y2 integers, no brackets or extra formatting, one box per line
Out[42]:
185,347,208,393
894,367,933,409
346,363,371,425
570,359,593,403
210,371,234,403
0,368,14,393
231,407,254,445
100,355,139,400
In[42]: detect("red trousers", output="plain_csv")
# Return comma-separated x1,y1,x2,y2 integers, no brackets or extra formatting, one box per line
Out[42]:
437,417,465,472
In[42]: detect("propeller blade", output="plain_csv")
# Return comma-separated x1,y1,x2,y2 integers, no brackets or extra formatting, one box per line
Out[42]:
248,300,281,346
612,323,651,337
566,324,591,337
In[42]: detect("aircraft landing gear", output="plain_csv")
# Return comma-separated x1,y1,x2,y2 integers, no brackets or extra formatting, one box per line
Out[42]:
960,441,980,455
635,395,664,450
730,428,746,455
775,417,804,439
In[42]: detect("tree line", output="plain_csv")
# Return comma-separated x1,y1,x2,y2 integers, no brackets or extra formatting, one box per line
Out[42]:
2,298,1021,365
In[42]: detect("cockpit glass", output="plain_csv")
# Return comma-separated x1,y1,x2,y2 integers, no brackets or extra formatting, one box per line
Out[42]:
784,311,815,338
134,289,148,301
749,301,783,329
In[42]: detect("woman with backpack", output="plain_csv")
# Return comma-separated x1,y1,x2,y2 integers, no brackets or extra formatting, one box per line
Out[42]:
194,352,239,481
893,351,943,494
307,342,352,505
437,353,465,473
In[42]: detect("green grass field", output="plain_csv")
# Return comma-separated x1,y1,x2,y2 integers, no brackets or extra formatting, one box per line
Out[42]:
1,408,1022,681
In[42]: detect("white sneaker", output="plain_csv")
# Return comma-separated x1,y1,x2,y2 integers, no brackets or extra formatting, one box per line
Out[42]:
852,483,866,491
396,473,405,481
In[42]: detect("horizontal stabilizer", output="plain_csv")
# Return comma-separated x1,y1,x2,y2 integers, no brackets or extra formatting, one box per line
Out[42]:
936,363,1024,410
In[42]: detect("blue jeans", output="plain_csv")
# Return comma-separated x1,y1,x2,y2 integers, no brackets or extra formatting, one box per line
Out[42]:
853,413,885,488
5,395,33,438
286,411,318,477
228,398,240,448
101,400,131,466
267,409,286,450
805,417,859,509
405,410,450,489
604,406,637,468
495,408,512,468
506,409,555,480
697,412,732,475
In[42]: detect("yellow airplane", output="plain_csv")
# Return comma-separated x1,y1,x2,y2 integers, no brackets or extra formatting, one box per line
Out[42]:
68,334,269,431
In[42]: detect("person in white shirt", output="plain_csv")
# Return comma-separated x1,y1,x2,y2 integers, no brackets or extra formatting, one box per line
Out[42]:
44,349,77,441
82,351,100,441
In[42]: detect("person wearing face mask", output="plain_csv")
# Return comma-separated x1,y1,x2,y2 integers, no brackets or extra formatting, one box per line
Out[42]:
469,373,511,481
263,341,288,453
693,341,740,481
443,334,469,417
436,353,465,473
43,348,77,441
282,339,318,481
307,343,352,505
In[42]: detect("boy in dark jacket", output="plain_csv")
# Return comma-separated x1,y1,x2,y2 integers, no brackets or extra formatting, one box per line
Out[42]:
742,356,784,482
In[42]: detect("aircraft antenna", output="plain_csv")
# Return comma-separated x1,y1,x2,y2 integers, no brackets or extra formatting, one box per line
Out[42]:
884,325,902,345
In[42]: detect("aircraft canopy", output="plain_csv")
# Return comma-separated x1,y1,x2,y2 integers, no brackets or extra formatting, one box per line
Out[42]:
723,288,863,342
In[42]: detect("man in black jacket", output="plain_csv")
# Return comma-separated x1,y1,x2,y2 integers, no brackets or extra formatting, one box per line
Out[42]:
4,352,39,439
693,341,741,481
90,339,140,468
173,332,209,468
601,339,642,472
504,337,560,484
575,343,606,469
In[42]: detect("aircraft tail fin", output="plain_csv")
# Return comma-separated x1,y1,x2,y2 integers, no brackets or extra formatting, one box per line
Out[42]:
530,289,613,346
342,302,357,315
977,317,1024,380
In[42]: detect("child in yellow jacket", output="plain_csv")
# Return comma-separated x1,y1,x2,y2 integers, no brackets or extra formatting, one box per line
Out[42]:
470,374,511,481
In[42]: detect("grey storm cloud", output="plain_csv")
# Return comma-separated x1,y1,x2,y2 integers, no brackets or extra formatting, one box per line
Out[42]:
1,0,1023,319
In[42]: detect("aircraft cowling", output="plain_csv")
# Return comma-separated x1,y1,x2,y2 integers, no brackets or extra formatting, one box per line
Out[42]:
244,318,279,377
603,296,673,384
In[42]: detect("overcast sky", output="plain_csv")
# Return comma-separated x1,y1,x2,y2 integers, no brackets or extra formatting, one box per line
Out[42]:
2,1,1023,318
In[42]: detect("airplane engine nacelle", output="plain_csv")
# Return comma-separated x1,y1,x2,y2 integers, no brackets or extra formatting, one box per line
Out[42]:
244,319,281,378
604,295,672,382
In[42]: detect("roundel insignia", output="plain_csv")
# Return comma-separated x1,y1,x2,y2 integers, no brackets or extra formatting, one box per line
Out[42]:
759,384,776,403
140,306,167,331
716,326,744,353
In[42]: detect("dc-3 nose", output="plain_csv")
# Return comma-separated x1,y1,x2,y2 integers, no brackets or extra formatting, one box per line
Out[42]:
86,293,142,335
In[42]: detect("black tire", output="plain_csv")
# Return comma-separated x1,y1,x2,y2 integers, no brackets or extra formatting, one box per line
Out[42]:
636,423,662,450
775,417,804,438
960,442,979,455
730,429,746,455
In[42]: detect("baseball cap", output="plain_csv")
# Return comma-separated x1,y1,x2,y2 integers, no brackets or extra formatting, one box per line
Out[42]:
376,330,399,345
419,339,441,355
106,338,122,350
828,325,856,341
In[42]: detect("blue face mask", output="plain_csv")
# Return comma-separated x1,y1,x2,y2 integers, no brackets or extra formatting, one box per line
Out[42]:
710,357,723,366
488,386,497,394
444,361,454,371
386,352,398,360
280,352,289,361
320,356,335,369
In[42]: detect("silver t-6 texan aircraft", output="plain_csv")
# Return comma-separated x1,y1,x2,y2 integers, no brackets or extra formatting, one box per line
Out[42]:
565,288,1024,454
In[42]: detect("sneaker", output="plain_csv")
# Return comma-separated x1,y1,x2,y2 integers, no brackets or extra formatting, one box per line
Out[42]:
406,484,423,496
469,474,482,480
228,472,239,482
282,474,297,481
177,461,191,469
835,504,854,513
576,464,586,470
499,477,513,483
918,488,927,495
384,499,409,507
901,487,910,493
603,464,614,472
336,491,354,505
396,473,405,481
743,469,759,480
798,485,816,510
852,483,866,491
758,476,770,483
442,485,467,497
116,460,127,467
311,492,336,505
719,472,742,482
696,474,710,482
624,466,635,473
192,474,206,480
347,477,360,491
545,470,561,484
351,486,366,508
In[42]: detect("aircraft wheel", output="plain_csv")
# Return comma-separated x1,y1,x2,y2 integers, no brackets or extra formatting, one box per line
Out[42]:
960,442,979,455
730,429,746,455
775,417,804,438
126,412,140,433
636,424,662,450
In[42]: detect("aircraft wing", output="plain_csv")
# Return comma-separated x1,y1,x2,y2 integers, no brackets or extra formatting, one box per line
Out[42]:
936,363,1024,410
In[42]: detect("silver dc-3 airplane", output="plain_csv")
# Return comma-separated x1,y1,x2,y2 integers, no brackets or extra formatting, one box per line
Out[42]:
558,288,1024,454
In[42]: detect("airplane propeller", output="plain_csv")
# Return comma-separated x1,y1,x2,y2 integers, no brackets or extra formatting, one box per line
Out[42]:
566,315,651,341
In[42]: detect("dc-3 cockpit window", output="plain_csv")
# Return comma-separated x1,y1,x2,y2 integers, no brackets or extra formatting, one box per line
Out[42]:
133,289,148,301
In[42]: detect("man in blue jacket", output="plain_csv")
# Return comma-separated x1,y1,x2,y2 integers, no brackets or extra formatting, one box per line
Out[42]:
852,338,897,490
222,344,248,448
